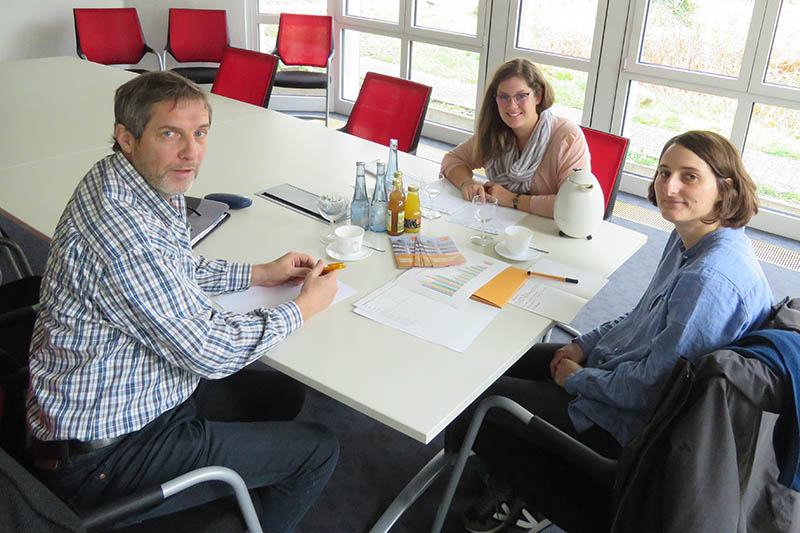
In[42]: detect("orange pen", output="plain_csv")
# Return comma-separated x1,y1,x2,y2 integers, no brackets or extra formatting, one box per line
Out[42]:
322,262,346,273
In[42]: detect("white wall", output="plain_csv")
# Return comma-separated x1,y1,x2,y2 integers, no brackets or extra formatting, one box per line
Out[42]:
0,1,249,69
0,1,122,63
124,0,249,70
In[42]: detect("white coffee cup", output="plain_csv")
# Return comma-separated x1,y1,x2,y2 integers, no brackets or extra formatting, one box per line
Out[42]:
504,225,533,256
334,225,364,257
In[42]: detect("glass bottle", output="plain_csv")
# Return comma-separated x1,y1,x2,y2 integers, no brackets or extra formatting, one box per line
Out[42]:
404,184,421,233
369,161,388,232
387,178,405,236
385,138,399,198
350,161,370,230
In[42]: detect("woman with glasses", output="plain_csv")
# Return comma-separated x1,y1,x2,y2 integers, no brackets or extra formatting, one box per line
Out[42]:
440,58,589,218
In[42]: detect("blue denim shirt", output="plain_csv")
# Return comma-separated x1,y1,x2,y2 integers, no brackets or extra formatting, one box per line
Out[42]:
566,227,773,446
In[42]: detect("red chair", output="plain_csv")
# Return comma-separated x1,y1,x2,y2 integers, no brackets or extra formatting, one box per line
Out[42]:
73,8,162,72
211,47,279,108
580,126,629,220
164,8,229,84
341,72,432,155
272,13,334,126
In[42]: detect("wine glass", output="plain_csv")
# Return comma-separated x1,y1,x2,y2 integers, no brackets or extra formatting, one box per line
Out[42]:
470,194,498,246
422,174,444,219
317,194,348,244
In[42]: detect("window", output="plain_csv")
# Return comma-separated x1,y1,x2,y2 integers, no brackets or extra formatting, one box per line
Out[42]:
413,0,480,36
341,30,401,101
409,42,480,130
258,0,326,16
345,0,399,24
622,82,737,175
764,0,800,89
613,0,800,227
638,0,754,78
249,0,800,237
516,0,598,60
336,0,488,142
504,0,603,126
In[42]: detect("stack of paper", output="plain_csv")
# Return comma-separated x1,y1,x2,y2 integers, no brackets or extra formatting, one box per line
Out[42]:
509,258,608,323
351,249,509,352
213,281,357,314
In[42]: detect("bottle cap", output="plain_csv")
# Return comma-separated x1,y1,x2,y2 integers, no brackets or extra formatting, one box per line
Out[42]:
408,185,419,192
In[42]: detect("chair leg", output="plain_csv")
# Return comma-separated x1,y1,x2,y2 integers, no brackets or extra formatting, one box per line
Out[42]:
368,449,454,533
431,397,534,533
324,62,331,128
324,81,330,127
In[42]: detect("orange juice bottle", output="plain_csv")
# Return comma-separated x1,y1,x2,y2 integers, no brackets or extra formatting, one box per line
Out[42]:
404,185,421,233
387,178,405,235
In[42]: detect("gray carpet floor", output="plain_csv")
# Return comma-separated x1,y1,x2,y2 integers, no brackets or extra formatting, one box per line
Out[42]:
3,191,799,532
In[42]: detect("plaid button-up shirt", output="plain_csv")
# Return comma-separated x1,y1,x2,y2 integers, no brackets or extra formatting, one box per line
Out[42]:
27,152,302,441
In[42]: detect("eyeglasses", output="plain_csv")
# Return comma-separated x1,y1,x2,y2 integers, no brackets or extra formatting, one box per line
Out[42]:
495,92,531,105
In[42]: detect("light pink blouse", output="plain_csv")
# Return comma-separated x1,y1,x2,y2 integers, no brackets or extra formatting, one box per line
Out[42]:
440,116,591,218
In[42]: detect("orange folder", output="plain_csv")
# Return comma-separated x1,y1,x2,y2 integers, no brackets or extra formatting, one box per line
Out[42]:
471,266,528,308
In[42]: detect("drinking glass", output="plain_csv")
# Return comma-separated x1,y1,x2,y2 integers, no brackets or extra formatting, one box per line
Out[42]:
470,195,498,246
317,194,348,244
422,174,444,219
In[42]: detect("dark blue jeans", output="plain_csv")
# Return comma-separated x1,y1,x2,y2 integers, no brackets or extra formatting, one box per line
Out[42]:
37,365,339,532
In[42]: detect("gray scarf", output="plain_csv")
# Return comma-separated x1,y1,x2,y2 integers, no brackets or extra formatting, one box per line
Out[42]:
485,109,554,194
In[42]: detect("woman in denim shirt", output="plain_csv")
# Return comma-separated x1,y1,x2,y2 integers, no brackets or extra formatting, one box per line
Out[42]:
452,130,774,533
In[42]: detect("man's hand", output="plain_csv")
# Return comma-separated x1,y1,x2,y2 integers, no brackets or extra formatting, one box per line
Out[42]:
483,182,514,207
251,252,314,287
294,260,338,320
553,358,582,388
460,181,486,201
549,342,585,379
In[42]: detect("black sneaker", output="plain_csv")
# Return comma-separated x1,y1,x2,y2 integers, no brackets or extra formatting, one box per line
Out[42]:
503,499,552,533
462,487,513,533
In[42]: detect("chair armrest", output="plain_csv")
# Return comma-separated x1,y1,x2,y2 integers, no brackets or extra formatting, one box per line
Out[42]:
432,395,617,533
144,44,165,70
0,304,39,327
555,322,582,338
80,466,262,533
0,238,33,279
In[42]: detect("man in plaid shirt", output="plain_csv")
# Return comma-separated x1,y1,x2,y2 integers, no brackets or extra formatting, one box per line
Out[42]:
27,71,339,531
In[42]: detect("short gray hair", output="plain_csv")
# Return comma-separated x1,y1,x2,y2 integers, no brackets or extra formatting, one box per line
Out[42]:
112,71,212,152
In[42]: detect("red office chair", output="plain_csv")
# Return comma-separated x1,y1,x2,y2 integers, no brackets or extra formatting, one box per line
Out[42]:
341,72,432,155
73,8,163,73
164,9,229,85
211,47,279,108
272,13,335,126
580,126,629,221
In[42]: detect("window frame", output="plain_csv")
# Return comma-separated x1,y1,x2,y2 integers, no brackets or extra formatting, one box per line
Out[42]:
609,0,800,239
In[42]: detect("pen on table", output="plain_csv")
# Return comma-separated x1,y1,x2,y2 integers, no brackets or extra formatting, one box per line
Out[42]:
322,262,346,273
526,270,578,284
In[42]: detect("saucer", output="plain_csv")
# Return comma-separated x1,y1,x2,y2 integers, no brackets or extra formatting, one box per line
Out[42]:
495,241,540,262
326,243,374,262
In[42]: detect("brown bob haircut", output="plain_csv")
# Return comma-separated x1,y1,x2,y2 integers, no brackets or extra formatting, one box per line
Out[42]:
112,71,211,152
474,58,555,163
648,130,759,228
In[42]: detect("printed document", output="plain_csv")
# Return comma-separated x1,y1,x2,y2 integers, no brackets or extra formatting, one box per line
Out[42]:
509,258,608,323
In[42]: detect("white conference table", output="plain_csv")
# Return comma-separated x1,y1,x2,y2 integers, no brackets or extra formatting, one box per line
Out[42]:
0,57,647,530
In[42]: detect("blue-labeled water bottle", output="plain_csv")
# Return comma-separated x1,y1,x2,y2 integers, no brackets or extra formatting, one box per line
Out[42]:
384,138,399,198
369,161,388,232
351,161,370,229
